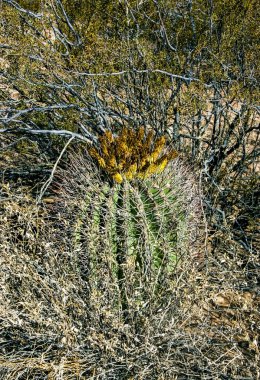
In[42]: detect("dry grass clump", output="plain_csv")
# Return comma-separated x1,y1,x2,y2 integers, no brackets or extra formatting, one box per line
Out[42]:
0,154,259,379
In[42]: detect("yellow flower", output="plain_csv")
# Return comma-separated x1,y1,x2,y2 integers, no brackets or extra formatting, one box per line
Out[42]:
125,163,137,180
112,172,123,183
97,156,106,168
88,127,178,183
156,158,168,173
106,156,117,169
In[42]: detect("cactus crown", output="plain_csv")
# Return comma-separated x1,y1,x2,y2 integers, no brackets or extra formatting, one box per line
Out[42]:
89,127,178,183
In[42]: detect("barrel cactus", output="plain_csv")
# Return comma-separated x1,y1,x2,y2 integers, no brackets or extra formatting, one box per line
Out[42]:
58,127,201,323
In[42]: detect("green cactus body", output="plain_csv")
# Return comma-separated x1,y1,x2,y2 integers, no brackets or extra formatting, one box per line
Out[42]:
61,155,199,323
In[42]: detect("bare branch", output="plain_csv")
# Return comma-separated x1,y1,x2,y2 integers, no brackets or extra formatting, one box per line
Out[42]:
72,69,202,83
37,136,74,204
0,128,93,143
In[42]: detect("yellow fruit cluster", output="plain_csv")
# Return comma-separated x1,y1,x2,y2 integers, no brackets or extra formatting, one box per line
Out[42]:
89,127,178,183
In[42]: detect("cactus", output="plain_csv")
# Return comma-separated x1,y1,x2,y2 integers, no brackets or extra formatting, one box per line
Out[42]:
59,128,201,323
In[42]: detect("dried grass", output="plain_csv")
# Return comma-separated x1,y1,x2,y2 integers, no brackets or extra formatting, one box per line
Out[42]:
0,155,259,379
